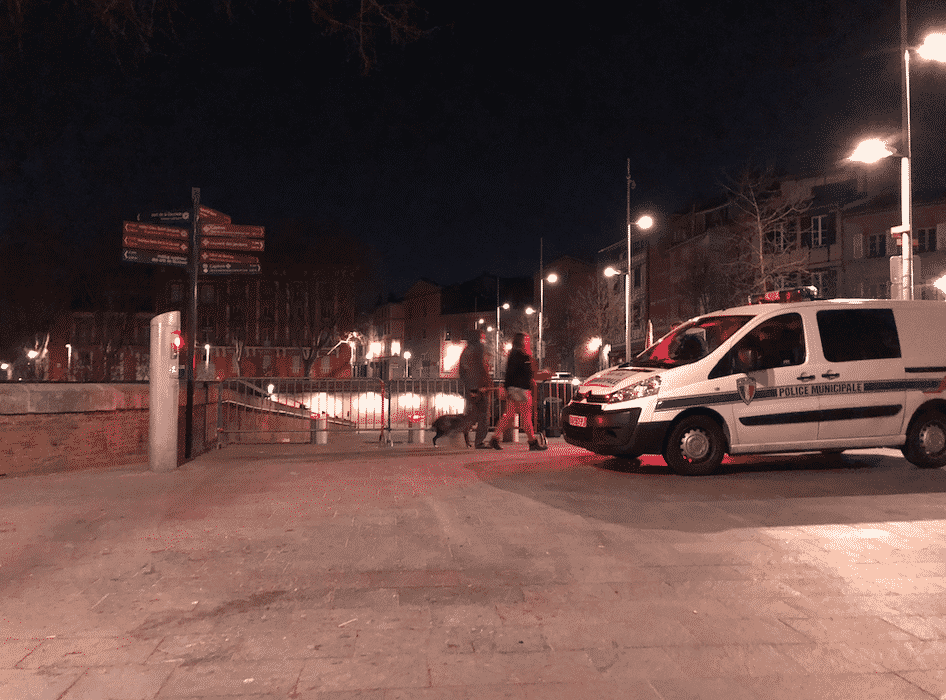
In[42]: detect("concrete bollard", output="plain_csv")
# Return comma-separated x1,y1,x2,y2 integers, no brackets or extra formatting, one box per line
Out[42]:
408,413,426,444
503,413,520,443
317,414,328,445
149,311,180,472
311,413,329,445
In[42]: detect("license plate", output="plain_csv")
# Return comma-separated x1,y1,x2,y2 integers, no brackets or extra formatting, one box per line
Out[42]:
568,414,587,428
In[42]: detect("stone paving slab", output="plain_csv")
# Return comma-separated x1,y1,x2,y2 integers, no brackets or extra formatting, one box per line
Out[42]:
1,442,946,698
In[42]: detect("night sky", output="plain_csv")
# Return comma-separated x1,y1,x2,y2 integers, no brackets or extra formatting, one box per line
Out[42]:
2,0,946,301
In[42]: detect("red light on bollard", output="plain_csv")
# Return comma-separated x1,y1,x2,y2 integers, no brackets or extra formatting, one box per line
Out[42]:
171,330,183,359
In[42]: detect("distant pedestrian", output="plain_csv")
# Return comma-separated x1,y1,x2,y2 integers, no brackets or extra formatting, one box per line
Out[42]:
458,328,492,449
489,332,550,451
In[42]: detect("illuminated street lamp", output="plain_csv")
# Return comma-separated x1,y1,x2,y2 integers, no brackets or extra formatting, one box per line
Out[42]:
849,134,915,299
603,211,653,360
917,32,946,62
847,29,946,300
618,162,654,359
538,272,558,371
535,237,559,371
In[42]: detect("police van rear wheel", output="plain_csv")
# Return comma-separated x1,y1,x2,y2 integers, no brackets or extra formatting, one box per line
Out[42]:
903,411,946,469
665,416,726,476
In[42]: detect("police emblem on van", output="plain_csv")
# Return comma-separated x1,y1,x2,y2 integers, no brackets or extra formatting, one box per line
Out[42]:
737,377,757,405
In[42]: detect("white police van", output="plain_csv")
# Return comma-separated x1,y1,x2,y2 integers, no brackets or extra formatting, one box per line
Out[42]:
562,290,946,475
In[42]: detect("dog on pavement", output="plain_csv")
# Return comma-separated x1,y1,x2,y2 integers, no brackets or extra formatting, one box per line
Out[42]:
430,414,471,447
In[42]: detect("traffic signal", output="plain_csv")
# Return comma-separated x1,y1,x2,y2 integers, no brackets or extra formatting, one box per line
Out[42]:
171,330,183,360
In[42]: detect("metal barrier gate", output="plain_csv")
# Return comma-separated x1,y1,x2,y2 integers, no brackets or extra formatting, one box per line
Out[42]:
217,376,573,446
218,377,467,445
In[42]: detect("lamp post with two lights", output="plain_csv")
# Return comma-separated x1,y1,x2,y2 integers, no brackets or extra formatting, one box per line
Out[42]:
604,213,653,360
847,28,946,300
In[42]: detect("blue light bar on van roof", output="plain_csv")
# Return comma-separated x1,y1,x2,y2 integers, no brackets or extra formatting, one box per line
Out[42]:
748,286,819,304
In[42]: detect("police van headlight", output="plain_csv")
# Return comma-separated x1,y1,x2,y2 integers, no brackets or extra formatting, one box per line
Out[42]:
607,376,661,403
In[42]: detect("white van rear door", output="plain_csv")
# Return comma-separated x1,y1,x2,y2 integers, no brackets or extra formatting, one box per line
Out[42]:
812,307,906,440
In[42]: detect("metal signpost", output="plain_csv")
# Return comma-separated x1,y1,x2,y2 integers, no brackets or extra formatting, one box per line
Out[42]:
121,188,264,462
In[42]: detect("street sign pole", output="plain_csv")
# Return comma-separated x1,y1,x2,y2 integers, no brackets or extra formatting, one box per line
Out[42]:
185,187,201,459
122,192,261,460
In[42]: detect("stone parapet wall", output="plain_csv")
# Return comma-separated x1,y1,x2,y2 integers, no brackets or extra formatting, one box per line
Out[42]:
0,382,217,477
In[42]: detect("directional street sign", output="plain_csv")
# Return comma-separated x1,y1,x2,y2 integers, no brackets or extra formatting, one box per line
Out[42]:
123,235,189,253
200,250,259,264
149,209,191,223
201,262,261,275
201,222,264,238
122,199,260,275
122,248,188,267
199,206,231,223
123,221,189,239
201,236,264,252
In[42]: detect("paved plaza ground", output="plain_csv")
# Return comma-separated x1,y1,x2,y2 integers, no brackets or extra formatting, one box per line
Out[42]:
2,434,946,699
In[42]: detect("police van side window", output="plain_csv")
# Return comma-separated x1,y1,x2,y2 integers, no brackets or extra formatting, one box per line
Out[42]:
816,309,901,362
708,313,805,378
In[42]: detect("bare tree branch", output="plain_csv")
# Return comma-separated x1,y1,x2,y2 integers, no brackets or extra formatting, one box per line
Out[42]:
1,0,429,71
309,0,427,71
571,276,616,350
718,167,812,305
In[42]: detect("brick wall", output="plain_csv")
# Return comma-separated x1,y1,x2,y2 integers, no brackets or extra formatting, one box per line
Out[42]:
0,382,218,477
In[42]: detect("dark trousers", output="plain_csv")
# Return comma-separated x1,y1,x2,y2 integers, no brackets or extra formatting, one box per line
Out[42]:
462,390,489,446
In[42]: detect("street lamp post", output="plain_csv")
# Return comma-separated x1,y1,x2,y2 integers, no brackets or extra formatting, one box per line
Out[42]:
537,238,558,371
622,161,654,360
847,28,946,300
850,137,915,299
625,162,633,359
539,272,558,371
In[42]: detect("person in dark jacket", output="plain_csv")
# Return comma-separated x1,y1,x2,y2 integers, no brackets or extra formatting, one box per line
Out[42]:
458,328,492,448
489,332,549,451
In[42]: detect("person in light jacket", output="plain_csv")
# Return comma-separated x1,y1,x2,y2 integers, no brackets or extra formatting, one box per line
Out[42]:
489,332,549,451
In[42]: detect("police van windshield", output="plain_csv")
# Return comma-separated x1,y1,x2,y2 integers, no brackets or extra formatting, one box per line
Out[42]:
631,315,754,368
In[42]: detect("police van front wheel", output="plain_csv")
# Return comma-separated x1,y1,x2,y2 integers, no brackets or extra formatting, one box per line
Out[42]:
903,411,946,469
664,416,726,476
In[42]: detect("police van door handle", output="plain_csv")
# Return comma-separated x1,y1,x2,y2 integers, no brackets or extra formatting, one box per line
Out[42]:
822,371,840,380
797,373,815,382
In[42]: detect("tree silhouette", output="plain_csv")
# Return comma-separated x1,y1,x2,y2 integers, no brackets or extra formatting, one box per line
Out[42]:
719,167,812,306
